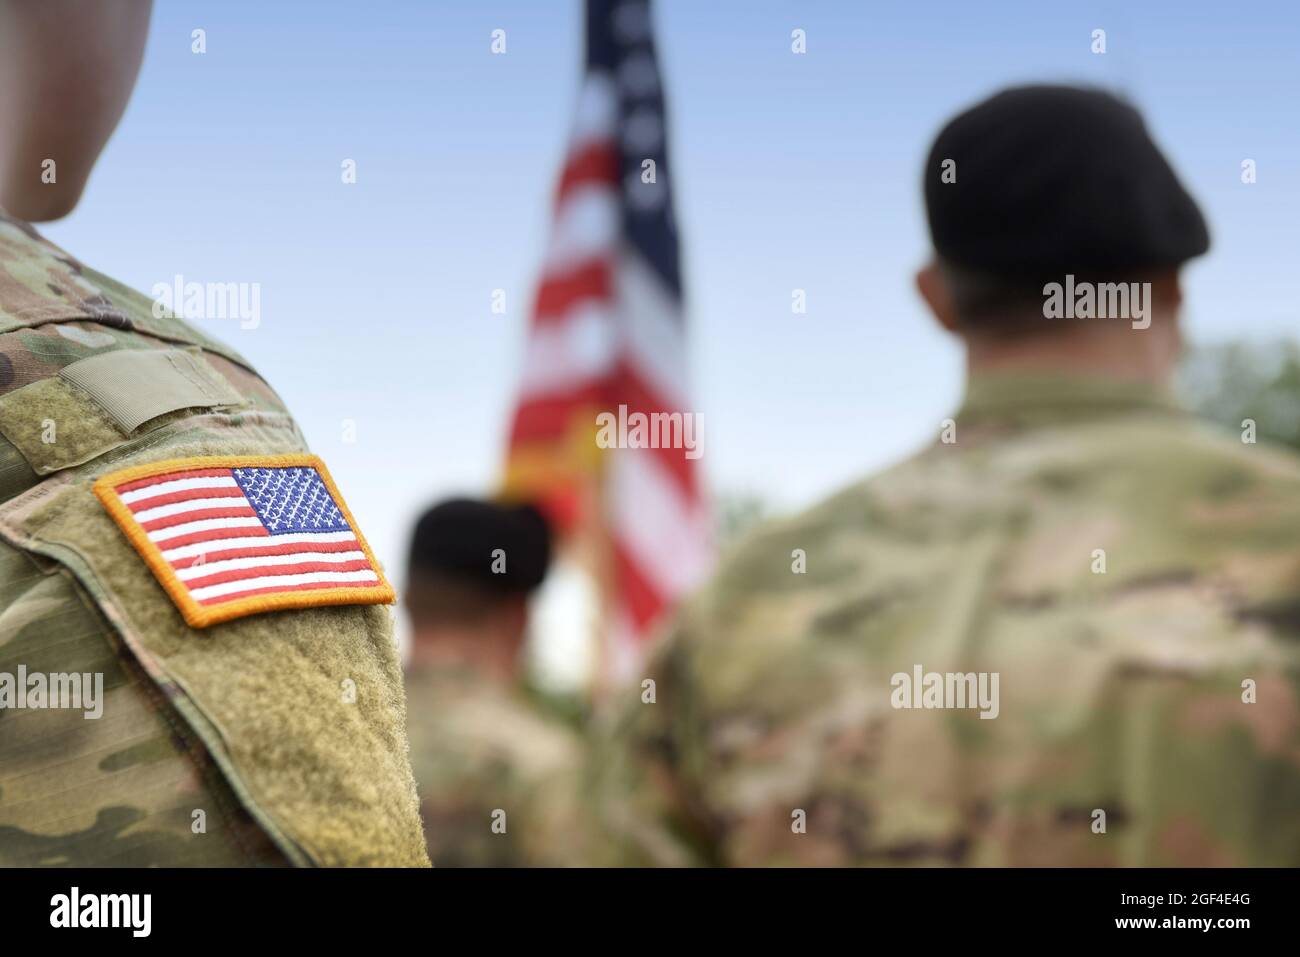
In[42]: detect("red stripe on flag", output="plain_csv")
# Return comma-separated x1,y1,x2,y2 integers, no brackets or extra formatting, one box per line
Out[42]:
606,357,700,499
139,507,257,533
153,525,271,551
533,259,612,325
199,577,384,606
170,538,360,570
508,382,606,446
182,558,374,592
127,485,246,513
555,141,619,204
114,468,233,494
612,539,666,633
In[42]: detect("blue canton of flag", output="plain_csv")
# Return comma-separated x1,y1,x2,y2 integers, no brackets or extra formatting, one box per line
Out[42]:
232,466,350,534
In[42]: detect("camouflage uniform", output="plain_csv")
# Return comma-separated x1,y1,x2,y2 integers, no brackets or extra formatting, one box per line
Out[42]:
405,663,584,866
0,210,428,866
590,374,1300,866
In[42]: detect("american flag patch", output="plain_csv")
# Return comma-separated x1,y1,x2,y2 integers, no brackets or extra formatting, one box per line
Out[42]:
93,455,394,628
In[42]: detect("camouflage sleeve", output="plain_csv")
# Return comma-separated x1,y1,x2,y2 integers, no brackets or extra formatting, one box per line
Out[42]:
587,612,720,867
1096,649,1300,866
0,539,287,866
406,673,592,868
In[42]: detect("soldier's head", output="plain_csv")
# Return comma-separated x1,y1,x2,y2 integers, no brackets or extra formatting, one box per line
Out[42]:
915,85,1209,385
0,0,153,221
404,498,553,680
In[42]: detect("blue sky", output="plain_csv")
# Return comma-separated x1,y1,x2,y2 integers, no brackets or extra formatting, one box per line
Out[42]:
43,0,1300,581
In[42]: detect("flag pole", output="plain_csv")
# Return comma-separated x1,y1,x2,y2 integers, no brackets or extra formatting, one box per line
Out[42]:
585,441,617,705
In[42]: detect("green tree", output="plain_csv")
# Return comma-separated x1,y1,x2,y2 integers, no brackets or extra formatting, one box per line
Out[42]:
714,489,775,550
1179,339,1300,451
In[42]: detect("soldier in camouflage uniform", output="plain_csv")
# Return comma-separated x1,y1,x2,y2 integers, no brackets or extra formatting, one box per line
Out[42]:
404,499,585,866
0,0,427,866
588,86,1300,866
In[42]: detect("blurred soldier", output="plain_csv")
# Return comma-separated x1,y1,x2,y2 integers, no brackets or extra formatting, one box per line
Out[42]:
590,85,1300,866
0,0,427,865
404,498,586,866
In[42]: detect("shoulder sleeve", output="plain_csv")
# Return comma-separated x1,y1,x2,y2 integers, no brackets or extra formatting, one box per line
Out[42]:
587,606,722,867
0,326,426,867
0,539,288,866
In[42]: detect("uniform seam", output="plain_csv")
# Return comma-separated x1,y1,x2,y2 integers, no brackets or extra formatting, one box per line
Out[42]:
55,564,273,865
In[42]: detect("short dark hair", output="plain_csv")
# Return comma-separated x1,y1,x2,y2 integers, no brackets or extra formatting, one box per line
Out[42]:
404,571,519,626
938,258,1179,334
937,259,1044,329
406,497,552,595
404,498,552,627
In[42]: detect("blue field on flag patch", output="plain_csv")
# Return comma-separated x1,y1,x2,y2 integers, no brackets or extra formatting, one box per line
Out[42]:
231,466,350,535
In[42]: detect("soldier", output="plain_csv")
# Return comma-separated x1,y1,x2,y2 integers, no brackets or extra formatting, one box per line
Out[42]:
0,0,428,866
589,85,1300,866
403,498,584,866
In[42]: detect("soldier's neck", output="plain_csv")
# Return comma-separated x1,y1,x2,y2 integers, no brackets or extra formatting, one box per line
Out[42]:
964,320,1179,388
407,635,520,685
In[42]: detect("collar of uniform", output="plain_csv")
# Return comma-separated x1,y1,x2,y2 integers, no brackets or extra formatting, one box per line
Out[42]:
955,371,1186,430
0,206,46,239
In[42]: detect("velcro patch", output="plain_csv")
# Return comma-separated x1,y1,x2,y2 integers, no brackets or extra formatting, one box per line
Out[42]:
60,348,244,432
93,454,395,628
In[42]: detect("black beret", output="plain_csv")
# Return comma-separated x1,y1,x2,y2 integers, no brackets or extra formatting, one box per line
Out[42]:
924,85,1209,283
407,498,552,595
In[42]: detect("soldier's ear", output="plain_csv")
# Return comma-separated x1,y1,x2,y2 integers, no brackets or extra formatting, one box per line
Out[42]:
1151,269,1183,315
502,597,529,647
916,261,961,334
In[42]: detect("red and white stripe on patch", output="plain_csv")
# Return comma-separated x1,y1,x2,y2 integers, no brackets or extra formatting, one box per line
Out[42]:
94,454,394,628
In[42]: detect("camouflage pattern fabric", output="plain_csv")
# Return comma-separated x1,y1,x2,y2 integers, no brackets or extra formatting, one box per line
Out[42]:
0,540,287,866
406,663,585,866
0,209,428,866
589,374,1300,866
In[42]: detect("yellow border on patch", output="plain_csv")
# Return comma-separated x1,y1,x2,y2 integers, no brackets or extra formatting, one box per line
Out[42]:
93,454,396,629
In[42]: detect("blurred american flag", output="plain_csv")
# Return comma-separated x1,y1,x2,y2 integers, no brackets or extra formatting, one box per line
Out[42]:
502,0,712,681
